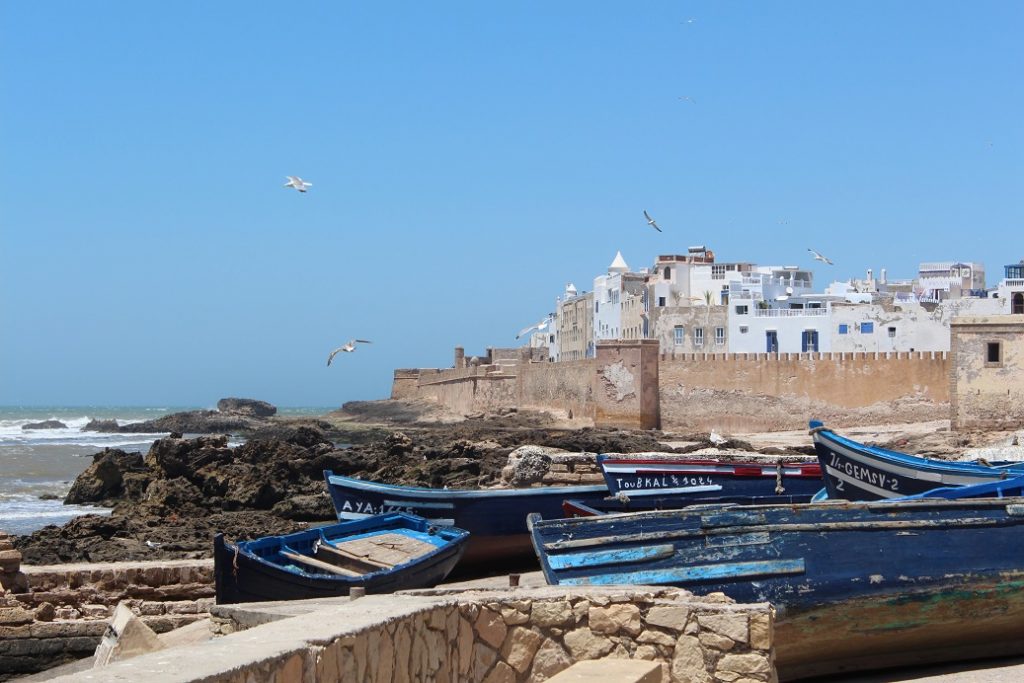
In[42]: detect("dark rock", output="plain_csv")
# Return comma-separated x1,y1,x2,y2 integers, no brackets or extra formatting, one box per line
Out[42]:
37,494,60,501
35,602,55,622
216,398,277,418
64,449,145,505
21,420,66,430
145,435,230,479
384,431,414,456
270,493,334,521
117,410,256,434
137,478,205,514
248,424,331,448
84,419,120,432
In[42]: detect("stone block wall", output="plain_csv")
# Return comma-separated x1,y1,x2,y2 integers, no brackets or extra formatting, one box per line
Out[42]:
168,586,773,683
393,347,952,432
1,560,214,680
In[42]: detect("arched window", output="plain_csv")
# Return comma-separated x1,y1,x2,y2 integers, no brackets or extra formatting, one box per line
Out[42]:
663,267,671,280
1013,292,1024,315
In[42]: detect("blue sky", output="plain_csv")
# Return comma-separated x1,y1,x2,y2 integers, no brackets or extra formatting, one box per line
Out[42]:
1,2,1021,407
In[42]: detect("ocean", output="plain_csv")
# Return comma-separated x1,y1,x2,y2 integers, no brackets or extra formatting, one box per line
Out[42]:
0,406,329,536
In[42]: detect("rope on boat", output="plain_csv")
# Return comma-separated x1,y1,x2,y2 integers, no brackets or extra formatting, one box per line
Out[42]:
775,462,785,494
808,425,829,436
232,545,239,578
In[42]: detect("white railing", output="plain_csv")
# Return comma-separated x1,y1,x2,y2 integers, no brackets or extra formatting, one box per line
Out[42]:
753,308,829,318
1005,279,1024,287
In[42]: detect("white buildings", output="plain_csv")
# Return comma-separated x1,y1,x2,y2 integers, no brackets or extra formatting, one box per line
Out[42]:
530,249,1014,360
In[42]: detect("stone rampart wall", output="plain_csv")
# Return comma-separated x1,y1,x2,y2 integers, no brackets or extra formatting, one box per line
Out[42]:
64,586,775,683
393,351,951,432
517,360,595,421
659,352,950,432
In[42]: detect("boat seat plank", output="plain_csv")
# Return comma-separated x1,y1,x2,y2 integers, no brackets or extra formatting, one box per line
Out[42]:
329,533,437,567
280,550,364,577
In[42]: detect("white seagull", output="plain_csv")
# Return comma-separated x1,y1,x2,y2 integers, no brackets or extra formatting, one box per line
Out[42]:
327,339,373,366
643,210,663,232
808,248,834,266
515,317,552,340
283,176,313,193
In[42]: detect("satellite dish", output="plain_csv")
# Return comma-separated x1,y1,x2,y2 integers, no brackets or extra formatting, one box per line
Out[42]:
786,286,794,294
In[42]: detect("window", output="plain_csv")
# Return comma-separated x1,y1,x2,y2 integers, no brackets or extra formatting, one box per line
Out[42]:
674,326,684,345
860,322,874,334
694,328,704,347
1013,293,1024,315
715,327,725,345
888,327,896,338
802,330,819,352
658,296,666,307
712,264,726,279
595,302,599,313
987,342,1002,365
739,326,749,334
735,305,749,315
838,324,849,335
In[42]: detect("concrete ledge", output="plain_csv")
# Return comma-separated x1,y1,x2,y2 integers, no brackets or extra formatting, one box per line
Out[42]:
46,585,775,683
547,659,661,683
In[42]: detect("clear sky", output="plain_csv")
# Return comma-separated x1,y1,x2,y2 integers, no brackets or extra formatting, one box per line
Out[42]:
1,2,1021,408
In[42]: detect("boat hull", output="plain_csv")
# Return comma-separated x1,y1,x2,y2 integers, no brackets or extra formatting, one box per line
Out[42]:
810,419,1024,500
214,514,467,604
324,471,610,564
530,498,1024,679
600,455,822,499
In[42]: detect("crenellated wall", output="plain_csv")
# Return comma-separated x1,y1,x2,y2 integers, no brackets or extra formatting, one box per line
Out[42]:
393,348,952,431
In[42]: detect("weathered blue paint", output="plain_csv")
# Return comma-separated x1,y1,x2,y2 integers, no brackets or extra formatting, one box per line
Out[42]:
545,544,675,570
528,497,1024,614
810,419,1024,501
214,513,468,605
324,470,610,564
556,558,806,586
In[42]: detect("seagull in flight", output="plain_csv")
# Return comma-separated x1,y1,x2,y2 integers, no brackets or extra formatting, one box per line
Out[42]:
808,248,834,265
516,317,552,340
327,339,372,366
643,210,662,232
283,176,313,193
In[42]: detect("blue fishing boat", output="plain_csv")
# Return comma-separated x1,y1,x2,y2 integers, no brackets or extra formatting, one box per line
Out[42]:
529,497,1024,679
562,492,816,518
324,470,609,564
214,513,468,604
810,419,1024,500
599,454,822,499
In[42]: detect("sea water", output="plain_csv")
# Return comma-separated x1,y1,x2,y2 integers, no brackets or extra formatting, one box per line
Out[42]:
0,406,329,536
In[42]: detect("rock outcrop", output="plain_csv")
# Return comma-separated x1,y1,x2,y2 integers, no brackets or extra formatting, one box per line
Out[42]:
216,398,277,418
21,420,67,430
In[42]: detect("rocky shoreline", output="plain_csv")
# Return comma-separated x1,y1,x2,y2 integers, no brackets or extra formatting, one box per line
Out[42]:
9,399,815,566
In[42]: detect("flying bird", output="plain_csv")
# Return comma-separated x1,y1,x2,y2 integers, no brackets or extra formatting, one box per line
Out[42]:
807,248,834,265
516,317,552,340
327,339,373,366
643,210,662,232
283,176,313,193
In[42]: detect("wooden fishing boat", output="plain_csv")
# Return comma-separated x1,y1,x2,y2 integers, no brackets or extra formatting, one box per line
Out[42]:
324,470,609,564
214,512,468,604
599,454,822,499
810,419,1024,500
562,492,816,518
529,497,1024,680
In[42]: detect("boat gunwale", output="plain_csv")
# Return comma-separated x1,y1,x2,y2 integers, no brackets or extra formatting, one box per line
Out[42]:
812,424,1024,476
325,470,608,500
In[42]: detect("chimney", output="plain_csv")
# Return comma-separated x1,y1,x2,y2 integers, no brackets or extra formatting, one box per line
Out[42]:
880,268,887,284
454,346,465,369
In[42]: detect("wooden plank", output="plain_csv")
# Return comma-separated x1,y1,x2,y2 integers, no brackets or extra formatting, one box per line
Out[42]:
543,516,1016,551
317,544,391,570
330,533,438,567
701,510,766,528
555,558,806,586
280,550,363,577
545,544,675,571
